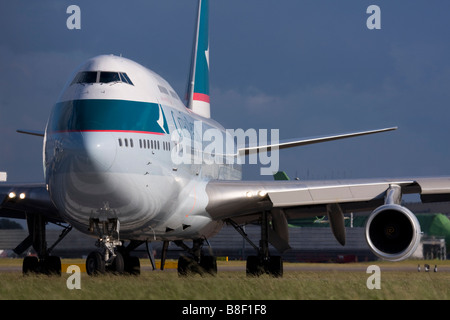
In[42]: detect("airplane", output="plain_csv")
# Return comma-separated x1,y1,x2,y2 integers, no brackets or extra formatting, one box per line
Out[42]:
1,0,450,277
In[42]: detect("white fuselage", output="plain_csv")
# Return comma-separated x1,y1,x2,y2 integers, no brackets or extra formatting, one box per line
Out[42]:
44,55,241,241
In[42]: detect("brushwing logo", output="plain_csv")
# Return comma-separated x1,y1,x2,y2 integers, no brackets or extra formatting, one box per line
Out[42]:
205,45,210,70
157,104,169,134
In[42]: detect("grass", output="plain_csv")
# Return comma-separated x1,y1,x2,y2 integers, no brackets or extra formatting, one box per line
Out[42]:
0,259,449,300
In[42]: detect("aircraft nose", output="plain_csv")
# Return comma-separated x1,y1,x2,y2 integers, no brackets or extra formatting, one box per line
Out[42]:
81,132,117,172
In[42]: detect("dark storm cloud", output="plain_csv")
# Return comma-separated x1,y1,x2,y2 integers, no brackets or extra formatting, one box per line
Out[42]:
1,1,450,182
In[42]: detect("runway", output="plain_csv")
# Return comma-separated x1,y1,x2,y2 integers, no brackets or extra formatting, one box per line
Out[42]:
217,262,450,273
1,259,449,273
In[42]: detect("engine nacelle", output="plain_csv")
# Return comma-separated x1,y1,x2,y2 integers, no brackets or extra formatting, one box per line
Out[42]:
365,204,421,261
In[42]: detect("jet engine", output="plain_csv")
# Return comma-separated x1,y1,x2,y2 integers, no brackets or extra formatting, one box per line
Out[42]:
365,204,421,261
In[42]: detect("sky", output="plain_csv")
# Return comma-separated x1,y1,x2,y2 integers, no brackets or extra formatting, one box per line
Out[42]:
1,0,450,184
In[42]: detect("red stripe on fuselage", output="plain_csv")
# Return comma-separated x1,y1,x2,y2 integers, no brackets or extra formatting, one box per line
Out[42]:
50,130,165,135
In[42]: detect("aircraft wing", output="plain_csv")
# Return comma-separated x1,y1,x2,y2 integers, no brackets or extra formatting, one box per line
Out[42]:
0,184,63,223
237,127,397,156
205,176,450,220
205,176,450,254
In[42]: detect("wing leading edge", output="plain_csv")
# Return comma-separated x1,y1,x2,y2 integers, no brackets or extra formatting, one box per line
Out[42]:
205,178,418,221
237,127,397,156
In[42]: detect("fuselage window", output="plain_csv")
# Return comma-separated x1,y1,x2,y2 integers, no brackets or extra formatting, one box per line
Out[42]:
170,91,179,100
124,138,128,147
134,138,171,152
158,85,169,95
118,138,122,147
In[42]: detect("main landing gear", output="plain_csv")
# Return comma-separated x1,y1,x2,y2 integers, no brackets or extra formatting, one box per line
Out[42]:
15,214,71,275
85,218,140,275
173,239,217,276
172,210,284,277
228,210,284,277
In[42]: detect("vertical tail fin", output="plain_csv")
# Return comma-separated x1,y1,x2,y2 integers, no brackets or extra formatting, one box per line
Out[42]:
185,0,210,118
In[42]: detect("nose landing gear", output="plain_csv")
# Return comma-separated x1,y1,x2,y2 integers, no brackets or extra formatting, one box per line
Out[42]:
86,218,139,275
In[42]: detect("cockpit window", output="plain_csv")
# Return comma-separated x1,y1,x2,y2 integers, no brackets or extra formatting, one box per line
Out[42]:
71,71,134,86
71,71,97,85
120,72,133,85
99,72,120,83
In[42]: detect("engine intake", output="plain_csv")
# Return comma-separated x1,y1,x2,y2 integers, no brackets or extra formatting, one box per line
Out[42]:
365,204,421,261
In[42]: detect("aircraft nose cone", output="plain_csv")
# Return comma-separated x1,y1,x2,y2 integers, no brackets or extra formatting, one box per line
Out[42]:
81,132,117,172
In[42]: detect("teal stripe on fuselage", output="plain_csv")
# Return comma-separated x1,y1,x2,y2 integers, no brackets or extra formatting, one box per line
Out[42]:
49,99,170,134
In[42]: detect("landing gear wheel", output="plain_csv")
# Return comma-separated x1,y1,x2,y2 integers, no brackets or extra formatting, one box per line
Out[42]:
268,256,283,277
124,255,140,275
178,256,199,276
44,256,62,276
200,256,217,275
177,256,188,276
108,252,124,274
22,256,62,275
177,255,217,276
246,256,264,277
86,251,105,276
246,256,283,277
23,256,39,275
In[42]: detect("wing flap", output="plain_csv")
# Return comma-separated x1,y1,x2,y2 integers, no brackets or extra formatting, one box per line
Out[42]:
267,181,401,207
415,177,450,194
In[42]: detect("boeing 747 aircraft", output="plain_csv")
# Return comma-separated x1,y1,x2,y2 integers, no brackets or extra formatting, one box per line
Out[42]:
1,0,450,276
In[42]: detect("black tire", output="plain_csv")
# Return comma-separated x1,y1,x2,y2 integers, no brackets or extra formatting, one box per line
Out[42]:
178,255,202,276
177,256,190,276
268,256,283,277
86,251,105,276
23,256,39,275
110,252,124,274
124,256,140,275
200,256,217,275
45,256,62,276
246,256,264,277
